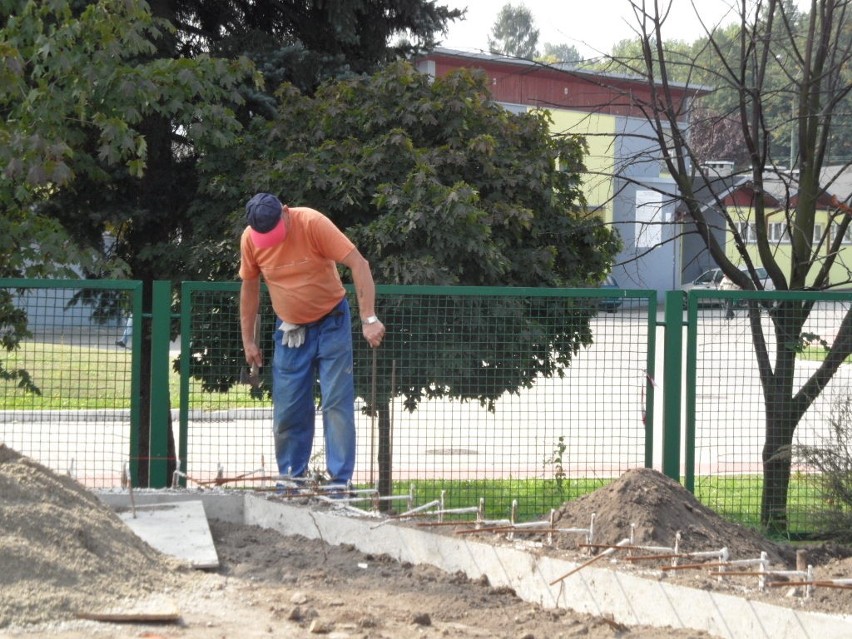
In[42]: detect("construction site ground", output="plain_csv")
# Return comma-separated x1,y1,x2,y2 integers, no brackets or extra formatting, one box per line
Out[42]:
2,444,852,639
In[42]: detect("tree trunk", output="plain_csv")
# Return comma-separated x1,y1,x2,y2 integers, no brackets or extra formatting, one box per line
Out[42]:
753,306,802,533
760,435,793,533
129,0,180,485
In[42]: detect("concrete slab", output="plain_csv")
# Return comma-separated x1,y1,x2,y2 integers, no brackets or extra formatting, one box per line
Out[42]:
117,500,219,569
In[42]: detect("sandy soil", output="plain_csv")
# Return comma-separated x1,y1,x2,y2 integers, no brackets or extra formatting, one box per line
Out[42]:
2,444,851,639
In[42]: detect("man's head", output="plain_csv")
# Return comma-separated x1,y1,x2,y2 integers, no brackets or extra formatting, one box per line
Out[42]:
246,193,287,248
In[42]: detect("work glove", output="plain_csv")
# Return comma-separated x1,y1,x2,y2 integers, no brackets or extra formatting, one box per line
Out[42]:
279,321,305,348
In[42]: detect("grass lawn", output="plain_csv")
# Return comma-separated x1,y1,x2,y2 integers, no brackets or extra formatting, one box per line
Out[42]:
798,344,852,363
392,477,613,522
1,341,265,410
395,474,826,532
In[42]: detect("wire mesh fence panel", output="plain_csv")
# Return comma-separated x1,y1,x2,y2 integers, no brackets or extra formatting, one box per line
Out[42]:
176,284,277,487
8,275,852,535
0,280,141,488
179,283,655,521
688,291,852,536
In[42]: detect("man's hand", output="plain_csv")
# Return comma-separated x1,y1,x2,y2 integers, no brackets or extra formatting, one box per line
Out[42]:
279,321,305,348
244,341,262,371
362,319,385,348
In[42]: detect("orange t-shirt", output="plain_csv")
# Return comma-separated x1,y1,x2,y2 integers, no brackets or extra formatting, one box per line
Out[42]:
239,207,355,324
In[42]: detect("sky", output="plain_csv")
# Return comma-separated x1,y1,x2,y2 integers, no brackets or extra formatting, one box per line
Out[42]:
439,1,748,60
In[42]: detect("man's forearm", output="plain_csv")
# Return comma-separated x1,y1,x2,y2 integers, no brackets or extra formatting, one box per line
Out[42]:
351,261,377,320
240,279,261,347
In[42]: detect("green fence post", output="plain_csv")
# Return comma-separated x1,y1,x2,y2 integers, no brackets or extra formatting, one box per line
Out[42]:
148,280,172,487
177,282,191,488
128,284,144,487
644,294,658,469
662,290,684,481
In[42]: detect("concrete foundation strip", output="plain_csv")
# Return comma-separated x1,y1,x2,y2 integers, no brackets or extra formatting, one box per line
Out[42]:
96,492,852,638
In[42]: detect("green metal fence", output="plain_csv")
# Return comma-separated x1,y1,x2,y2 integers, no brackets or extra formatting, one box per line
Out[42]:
4,277,851,532
685,288,852,536
177,282,657,521
0,279,143,488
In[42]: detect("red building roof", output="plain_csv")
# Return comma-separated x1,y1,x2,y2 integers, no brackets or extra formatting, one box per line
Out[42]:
416,49,709,121
723,183,780,208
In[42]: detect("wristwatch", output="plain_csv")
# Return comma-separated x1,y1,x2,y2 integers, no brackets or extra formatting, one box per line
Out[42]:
361,315,379,325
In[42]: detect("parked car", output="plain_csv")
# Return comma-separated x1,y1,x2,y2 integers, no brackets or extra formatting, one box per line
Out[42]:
720,267,775,314
719,267,775,292
680,268,725,307
598,274,623,313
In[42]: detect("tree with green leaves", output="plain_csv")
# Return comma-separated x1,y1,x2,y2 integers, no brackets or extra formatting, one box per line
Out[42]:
0,1,254,277
191,60,619,496
613,0,852,532
539,42,582,65
169,0,463,96
488,3,539,59
1,0,462,485
0,0,256,466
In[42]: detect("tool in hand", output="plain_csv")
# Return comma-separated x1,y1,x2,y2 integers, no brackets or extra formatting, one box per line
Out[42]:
240,314,262,388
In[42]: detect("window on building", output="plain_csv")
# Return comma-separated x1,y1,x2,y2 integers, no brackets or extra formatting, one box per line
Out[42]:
635,190,664,248
736,221,757,243
768,222,789,242
828,222,852,245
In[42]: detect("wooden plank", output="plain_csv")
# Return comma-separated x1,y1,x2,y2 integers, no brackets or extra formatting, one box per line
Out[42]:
76,610,181,623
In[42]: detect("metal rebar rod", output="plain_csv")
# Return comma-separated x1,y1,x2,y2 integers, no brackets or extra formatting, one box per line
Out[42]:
662,561,732,572
432,506,480,515
125,462,136,519
461,524,547,534
197,474,296,486
766,580,852,589
709,570,805,578
455,527,518,535
370,347,376,486
386,506,468,519
580,543,672,553
392,499,441,517
479,519,512,527
468,527,591,535
198,467,267,486
549,538,630,584
624,548,727,563
625,553,687,562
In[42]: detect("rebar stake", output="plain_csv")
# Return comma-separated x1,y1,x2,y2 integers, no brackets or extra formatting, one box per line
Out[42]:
124,462,136,519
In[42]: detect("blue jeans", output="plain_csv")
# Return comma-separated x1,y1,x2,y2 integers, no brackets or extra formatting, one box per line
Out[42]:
271,298,356,483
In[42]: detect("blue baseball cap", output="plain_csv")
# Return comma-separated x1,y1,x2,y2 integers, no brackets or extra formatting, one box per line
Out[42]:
246,193,286,248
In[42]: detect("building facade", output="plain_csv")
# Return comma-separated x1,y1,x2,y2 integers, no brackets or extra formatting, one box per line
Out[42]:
415,49,706,297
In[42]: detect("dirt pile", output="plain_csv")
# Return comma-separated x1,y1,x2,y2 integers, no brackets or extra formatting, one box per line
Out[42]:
551,468,793,565
0,444,187,628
